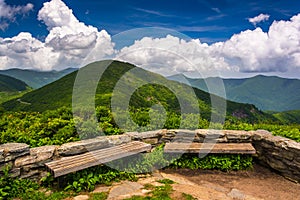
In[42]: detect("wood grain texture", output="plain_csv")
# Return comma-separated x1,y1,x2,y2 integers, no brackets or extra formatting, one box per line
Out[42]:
164,143,256,154
45,141,151,177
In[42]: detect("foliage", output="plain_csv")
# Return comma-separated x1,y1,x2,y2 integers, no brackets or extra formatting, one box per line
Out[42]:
63,165,137,192
0,68,77,89
182,193,197,200
0,107,78,147
89,192,108,200
157,179,175,185
169,74,300,112
0,89,31,104
125,179,174,200
224,121,300,142
1,105,300,147
169,154,253,171
271,110,300,124
2,61,276,126
0,164,73,200
0,74,28,92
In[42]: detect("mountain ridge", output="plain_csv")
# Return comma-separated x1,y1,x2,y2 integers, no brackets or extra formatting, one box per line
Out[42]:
0,68,78,89
1,60,276,124
168,74,300,111
0,74,29,92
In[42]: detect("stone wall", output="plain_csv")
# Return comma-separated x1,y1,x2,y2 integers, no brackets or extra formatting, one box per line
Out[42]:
0,130,299,182
0,135,130,180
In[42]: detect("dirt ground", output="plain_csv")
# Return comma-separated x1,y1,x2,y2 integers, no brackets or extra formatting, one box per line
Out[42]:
161,164,300,200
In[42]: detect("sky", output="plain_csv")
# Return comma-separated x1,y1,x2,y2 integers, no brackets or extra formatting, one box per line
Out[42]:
0,0,300,78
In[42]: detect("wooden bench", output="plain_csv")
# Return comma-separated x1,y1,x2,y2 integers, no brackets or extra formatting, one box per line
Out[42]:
45,141,151,178
164,142,256,154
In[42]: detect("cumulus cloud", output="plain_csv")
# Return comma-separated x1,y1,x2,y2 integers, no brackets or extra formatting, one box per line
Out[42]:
0,32,59,70
0,0,33,30
0,0,300,78
116,35,230,77
116,13,300,77
0,0,114,71
212,14,300,73
37,0,115,69
248,13,270,26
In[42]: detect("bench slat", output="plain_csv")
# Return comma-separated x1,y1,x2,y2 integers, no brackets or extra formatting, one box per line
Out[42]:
45,141,151,177
164,143,256,154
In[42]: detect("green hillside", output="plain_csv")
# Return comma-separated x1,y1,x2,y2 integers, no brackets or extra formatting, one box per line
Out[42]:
168,74,300,112
0,74,28,92
2,60,276,124
0,74,31,104
270,110,300,124
0,68,77,89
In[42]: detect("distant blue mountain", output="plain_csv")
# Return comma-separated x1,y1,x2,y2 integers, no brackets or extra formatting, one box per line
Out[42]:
0,68,78,89
168,74,300,112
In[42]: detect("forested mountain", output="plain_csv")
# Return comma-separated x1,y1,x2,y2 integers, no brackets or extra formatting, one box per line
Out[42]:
168,74,300,111
1,60,276,124
0,68,77,89
0,74,28,92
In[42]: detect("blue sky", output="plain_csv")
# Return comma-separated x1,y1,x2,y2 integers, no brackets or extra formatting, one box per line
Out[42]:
3,0,300,43
1,0,300,78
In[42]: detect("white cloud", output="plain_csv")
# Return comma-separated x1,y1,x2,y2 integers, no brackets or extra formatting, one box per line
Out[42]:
248,13,270,26
116,13,300,77
0,0,114,71
37,0,115,69
0,0,299,79
116,35,230,77
0,0,33,30
211,7,221,14
212,14,300,73
0,32,59,71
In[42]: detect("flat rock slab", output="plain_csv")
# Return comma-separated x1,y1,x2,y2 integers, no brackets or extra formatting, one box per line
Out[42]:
15,145,57,167
57,135,131,156
108,181,144,199
0,143,29,162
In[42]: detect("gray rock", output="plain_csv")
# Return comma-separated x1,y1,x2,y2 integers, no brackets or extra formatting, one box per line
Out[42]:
0,149,4,163
225,130,253,142
57,135,131,156
227,188,245,200
106,134,131,145
73,195,89,200
108,181,143,199
20,169,40,179
266,156,288,170
252,130,273,141
9,168,21,178
196,129,225,137
126,130,160,140
0,143,29,162
15,145,57,167
143,138,159,145
58,137,109,156
0,161,12,171
286,140,300,154
170,129,195,134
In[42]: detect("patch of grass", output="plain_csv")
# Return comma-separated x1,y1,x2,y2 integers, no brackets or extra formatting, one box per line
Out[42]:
151,184,173,200
124,179,174,200
182,193,197,200
143,183,155,190
89,192,108,200
157,179,175,185
124,196,149,200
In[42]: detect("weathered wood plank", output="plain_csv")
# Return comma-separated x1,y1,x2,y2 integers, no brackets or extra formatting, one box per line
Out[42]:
45,141,151,177
164,143,256,154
